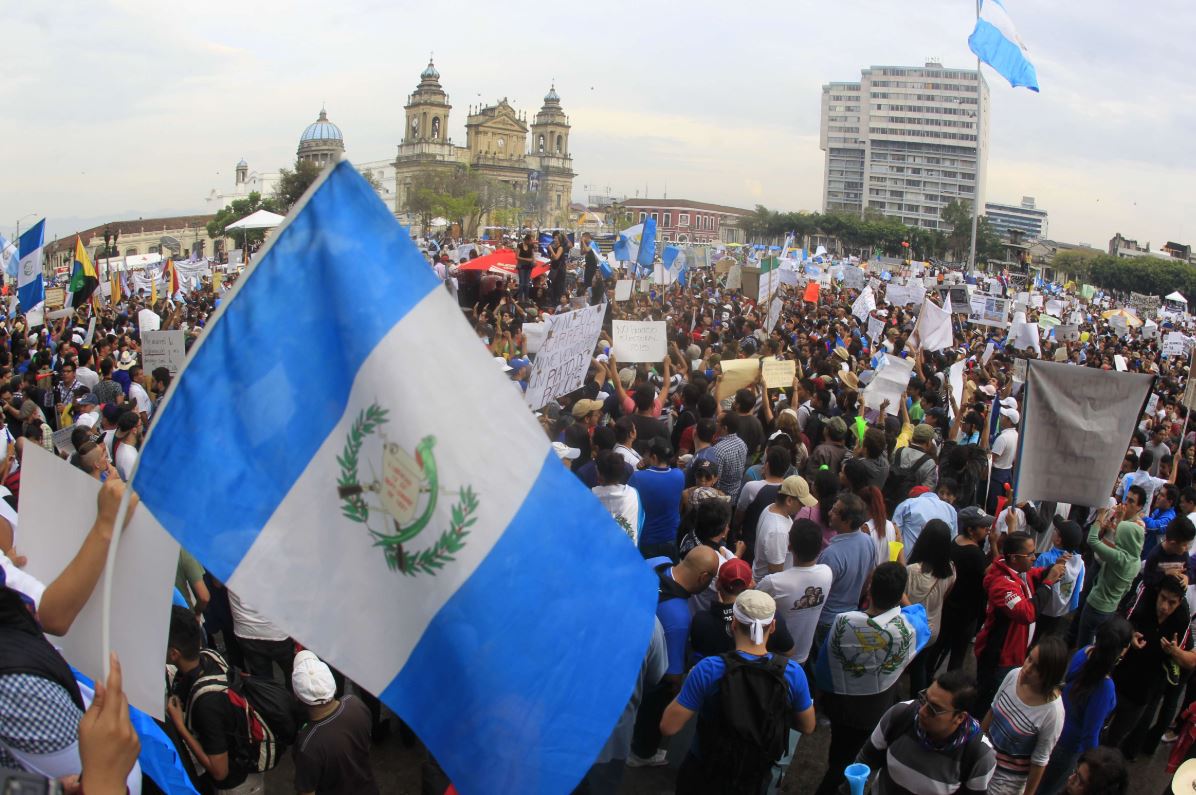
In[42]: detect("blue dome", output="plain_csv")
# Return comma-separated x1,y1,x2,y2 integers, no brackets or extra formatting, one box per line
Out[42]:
236,158,248,168
544,84,560,103
300,109,343,143
421,59,440,80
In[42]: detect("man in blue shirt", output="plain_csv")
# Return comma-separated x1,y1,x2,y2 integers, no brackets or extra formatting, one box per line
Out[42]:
894,478,960,550
814,492,882,657
630,546,719,768
1142,483,1178,560
630,438,686,560
661,589,815,792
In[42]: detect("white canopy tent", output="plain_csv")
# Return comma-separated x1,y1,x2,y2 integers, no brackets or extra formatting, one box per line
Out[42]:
1166,291,1188,305
224,209,285,230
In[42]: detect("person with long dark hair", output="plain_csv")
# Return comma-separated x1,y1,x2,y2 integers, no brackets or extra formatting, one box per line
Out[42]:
904,519,956,694
981,636,1068,795
1036,617,1133,795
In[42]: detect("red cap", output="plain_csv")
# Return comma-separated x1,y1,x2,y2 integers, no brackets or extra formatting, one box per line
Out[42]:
717,558,753,594
909,485,931,498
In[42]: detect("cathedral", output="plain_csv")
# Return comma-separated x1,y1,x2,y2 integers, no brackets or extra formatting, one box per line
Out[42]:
209,60,574,229
392,59,575,228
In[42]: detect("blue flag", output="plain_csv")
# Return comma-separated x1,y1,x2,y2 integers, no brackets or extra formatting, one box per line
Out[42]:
636,216,657,271
969,0,1040,91
0,234,17,278
594,242,612,279
16,220,45,312
133,162,656,795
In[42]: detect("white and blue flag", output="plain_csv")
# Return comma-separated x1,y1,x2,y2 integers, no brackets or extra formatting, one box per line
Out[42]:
133,162,656,795
969,0,1040,92
613,222,643,264
636,216,657,273
662,244,687,286
0,234,17,278
17,220,45,312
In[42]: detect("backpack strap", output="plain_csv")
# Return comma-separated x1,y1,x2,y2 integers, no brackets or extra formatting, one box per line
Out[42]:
881,701,919,749
656,561,691,603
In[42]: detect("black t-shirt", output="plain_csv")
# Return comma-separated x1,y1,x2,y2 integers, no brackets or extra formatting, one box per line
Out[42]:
174,656,253,789
293,695,380,795
942,540,987,627
630,413,669,457
689,600,794,665
516,242,535,268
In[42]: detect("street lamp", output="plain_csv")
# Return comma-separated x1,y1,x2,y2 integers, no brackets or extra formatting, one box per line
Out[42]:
13,213,37,241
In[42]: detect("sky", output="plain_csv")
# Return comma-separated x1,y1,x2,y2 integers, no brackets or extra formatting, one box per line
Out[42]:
4,0,1194,250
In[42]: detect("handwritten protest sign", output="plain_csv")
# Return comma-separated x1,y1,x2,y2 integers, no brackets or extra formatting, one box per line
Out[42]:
1163,332,1190,359
867,315,885,342
614,280,633,302
44,287,66,309
761,358,796,390
52,424,77,456
141,330,186,376
612,320,666,363
524,303,605,409
717,358,759,402
863,355,913,416
1058,324,1080,342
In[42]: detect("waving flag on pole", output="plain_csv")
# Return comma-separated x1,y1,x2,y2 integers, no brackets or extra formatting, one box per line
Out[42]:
0,234,17,278
16,219,45,312
612,223,642,264
132,162,656,795
635,216,657,274
662,244,687,286
68,237,101,309
969,0,1040,91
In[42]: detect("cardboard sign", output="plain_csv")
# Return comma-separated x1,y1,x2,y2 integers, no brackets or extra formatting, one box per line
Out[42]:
44,287,66,309
717,358,759,402
614,280,633,302
141,330,186,377
968,295,1010,328
761,358,796,390
524,303,605,410
19,444,180,718
611,320,666,363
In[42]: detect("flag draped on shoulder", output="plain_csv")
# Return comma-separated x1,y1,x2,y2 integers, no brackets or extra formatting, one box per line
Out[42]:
16,220,45,312
133,161,657,795
969,0,1039,91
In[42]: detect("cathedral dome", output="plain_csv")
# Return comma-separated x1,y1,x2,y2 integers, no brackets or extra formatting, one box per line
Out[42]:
544,84,560,103
300,109,343,143
421,59,440,81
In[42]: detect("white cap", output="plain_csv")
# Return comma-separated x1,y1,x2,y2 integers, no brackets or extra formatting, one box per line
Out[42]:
1000,396,1018,410
494,356,513,372
291,650,336,706
1000,407,1020,424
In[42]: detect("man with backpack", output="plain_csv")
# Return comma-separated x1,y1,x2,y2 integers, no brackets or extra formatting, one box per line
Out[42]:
884,423,938,514
661,589,816,794
167,606,300,794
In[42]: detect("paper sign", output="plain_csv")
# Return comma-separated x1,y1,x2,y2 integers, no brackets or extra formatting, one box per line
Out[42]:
761,358,796,390
968,295,1010,328
948,361,966,419
141,330,186,377
523,321,548,354
867,315,885,342
1029,294,1044,309
612,320,666,363
863,355,913,416
138,308,161,332
83,317,97,348
982,342,995,365
52,424,78,455
1184,376,1196,411
1146,394,1160,417
1013,358,1028,383
1058,324,1080,342
19,444,180,718
766,296,784,333
26,305,44,328
717,358,759,402
1163,332,1189,359
524,303,605,410
1114,355,1128,372
44,287,66,309
1016,360,1155,507
614,280,633,302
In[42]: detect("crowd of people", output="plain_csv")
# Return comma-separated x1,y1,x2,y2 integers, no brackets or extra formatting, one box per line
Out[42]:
1,230,1196,795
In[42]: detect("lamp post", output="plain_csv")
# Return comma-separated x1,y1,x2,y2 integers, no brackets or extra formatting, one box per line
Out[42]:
13,213,37,242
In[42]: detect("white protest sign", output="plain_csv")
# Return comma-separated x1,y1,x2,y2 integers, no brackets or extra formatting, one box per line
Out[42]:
779,269,800,287
19,444,179,718
717,358,759,402
909,300,953,352
138,308,161,332
523,321,548,354
1058,324,1080,342
766,296,784,333
757,268,778,303
761,358,796,390
1142,320,1159,340
726,264,742,291
82,317,97,348
611,320,666,363
851,286,876,322
1163,332,1189,359
885,285,909,307
948,361,966,420
867,315,885,343
524,303,605,410
26,304,44,328
1114,354,1128,372
614,280,633,302
1030,294,1044,309
1146,393,1160,417
863,354,913,416
140,330,186,377
968,295,1010,328
982,342,996,365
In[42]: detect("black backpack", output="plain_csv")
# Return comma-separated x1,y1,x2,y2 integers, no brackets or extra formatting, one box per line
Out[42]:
694,652,792,794
883,448,933,516
185,649,303,773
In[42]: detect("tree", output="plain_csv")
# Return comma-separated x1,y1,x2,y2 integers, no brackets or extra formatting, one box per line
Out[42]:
940,199,973,261
273,160,323,211
1050,250,1097,282
206,191,282,248
403,166,516,236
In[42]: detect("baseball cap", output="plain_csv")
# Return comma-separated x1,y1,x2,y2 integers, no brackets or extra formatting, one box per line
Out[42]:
958,505,995,528
291,650,336,706
912,424,936,444
508,358,531,372
779,475,818,508
1000,407,1020,424
494,356,513,372
78,394,100,406
1000,396,1018,410
1052,514,1084,550
691,459,717,479
551,441,580,461
571,398,604,418
717,558,753,595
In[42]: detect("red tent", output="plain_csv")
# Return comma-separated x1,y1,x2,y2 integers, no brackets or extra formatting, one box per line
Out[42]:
456,249,550,279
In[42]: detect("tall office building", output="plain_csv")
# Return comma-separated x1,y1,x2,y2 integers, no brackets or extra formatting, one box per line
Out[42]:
820,60,990,231
985,196,1048,240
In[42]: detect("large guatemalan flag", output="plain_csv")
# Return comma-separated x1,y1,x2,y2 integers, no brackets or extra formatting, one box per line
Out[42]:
134,162,657,794
969,0,1039,92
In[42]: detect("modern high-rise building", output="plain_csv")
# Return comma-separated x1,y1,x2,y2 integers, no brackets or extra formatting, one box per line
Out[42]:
820,61,990,231
985,196,1048,240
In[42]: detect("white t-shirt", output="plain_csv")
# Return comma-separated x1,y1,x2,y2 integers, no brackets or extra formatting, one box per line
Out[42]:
757,563,833,663
753,508,793,581
615,444,641,469
228,589,289,641
114,441,138,482
129,382,151,415
992,428,1019,469
868,518,900,562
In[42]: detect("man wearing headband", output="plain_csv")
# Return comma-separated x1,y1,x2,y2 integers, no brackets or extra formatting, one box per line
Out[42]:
660,589,815,793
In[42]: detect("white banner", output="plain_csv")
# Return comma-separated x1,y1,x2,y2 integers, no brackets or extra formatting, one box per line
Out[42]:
611,320,666,363
524,303,605,409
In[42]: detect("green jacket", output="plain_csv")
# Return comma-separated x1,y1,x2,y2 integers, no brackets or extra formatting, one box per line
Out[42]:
1086,521,1144,613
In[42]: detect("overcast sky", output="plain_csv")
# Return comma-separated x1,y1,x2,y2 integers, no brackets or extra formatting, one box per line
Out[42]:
5,0,1193,249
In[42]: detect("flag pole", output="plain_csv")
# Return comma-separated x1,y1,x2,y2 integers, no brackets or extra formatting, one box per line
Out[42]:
967,0,983,274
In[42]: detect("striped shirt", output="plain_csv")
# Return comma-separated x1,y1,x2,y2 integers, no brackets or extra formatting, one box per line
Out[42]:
986,669,1063,794
858,701,996,795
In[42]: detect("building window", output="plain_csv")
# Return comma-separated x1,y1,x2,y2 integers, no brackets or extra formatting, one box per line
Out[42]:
555,134,563,153
639,212,646,222
538,134,545,152
432,117,441,140
650,212,658,221
678,213,690,227
663,212,671,227
677,234,689,243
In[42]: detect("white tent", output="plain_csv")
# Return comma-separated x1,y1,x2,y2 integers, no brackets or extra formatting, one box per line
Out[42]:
1166,291,1188,304
224,209,285,230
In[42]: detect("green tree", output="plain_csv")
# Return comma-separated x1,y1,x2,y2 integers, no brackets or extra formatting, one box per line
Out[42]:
1050,250,1097,282
206,191,282,248
940,199,973,260
273,160,323,211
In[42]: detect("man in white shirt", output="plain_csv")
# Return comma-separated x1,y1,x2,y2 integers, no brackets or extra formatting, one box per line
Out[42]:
75,394,102,429
752,476,809,580
988,407,1019,513
127,364,152,425
74,349,100,391
228,587,295,686
758,518,834,663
